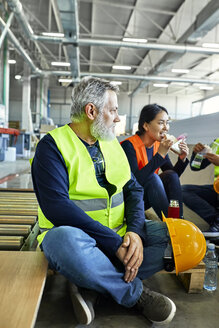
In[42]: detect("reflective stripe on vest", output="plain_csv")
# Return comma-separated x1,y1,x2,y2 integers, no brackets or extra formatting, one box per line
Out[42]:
112,223,125,233
121,134,160,174
72,191,124,211
36,125,131,244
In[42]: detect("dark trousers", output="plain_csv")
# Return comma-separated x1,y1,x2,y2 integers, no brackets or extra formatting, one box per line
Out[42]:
182,184,219,225
143,170,183,219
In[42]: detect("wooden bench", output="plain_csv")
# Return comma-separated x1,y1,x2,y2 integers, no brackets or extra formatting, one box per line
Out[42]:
0,251,48,328
160,261,206,293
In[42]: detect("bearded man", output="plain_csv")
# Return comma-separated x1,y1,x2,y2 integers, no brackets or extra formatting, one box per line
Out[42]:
32,77,176,326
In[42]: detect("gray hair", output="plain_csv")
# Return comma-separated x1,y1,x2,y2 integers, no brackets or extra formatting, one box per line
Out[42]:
70,76,119,122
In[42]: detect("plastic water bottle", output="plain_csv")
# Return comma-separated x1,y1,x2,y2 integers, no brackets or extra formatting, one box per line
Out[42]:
191,153,204,169
203,243,218,291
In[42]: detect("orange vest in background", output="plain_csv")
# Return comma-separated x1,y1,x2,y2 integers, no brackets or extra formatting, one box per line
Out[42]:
121,134,160,174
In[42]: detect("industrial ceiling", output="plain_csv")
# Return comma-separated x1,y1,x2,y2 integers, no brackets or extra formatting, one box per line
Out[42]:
1,0,219,98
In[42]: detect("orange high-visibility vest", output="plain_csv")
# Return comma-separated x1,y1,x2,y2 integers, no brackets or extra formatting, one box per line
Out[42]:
122,134,160,174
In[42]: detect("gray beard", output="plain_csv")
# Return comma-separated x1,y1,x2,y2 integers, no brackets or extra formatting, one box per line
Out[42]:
90,113,115,141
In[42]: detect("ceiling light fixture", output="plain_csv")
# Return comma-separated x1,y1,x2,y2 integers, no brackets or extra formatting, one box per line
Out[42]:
110,81,122,85
51,62,70,67
199,86,214,91
153,83,169,88
58,78,73,83
122,37,147,43
8,59,16,64
171,82,189,86
112,65,132,70
42,32,64,37
202,43,219,48
171,68,190,74
15,75,21,80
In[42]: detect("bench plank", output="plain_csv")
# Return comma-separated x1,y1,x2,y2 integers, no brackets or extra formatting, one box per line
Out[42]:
0,251,48,328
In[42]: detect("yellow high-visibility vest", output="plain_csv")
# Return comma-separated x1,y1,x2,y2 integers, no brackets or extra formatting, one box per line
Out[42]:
37,124,131,244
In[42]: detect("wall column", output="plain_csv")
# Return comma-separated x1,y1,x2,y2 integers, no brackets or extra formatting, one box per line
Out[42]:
21,63,32,132
3,39,10,126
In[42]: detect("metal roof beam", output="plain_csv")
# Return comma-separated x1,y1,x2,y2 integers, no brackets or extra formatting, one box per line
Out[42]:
0,15,41,74
41,70,219,86
0,12,14,49
56,0,80,79
79,0,176,16
6,0,49,69
130,0,219,97
187,0,219,43
50,0,69,64
77,39,219,55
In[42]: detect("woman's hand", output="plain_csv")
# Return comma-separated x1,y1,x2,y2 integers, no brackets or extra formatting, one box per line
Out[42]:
179,140,189,161
158,135,173,158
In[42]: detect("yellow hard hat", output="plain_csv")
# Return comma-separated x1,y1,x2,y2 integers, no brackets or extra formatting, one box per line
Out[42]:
162,214,206,275
213,176,219,194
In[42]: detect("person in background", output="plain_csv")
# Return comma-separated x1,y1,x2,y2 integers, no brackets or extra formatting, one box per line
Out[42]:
121,104,189,220
32,78,176,326
182,140,219,242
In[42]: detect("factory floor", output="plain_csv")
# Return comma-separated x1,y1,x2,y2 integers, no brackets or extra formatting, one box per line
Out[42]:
0,157,219,328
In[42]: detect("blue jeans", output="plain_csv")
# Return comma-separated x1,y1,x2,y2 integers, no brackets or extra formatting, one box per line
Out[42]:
41,221,169,308
143,170,183,219
182,184,219,224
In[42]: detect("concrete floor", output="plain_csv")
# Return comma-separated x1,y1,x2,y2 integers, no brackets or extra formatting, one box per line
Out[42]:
0,157,32,189
35,271,219,328
1,156,219,327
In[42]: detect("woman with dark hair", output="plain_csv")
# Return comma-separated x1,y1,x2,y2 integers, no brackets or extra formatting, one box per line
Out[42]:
121,104,189,219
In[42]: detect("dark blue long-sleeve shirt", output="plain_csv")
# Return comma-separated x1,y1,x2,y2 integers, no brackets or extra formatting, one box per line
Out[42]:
121,139,189,186
31,133,146,256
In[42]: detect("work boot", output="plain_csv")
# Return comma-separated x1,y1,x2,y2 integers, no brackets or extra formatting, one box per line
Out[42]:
136,286,176,325
209,216,219,232
203,217,219,241
68,283,98,325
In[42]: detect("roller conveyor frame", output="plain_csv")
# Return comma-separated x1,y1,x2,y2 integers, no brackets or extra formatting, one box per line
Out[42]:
0,189,40,251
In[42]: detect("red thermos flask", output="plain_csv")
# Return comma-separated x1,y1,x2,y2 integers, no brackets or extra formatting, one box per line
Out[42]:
168,200,180,218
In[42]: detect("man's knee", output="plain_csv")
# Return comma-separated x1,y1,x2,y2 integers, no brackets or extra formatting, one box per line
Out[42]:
44,226,95,250
46,225,80,239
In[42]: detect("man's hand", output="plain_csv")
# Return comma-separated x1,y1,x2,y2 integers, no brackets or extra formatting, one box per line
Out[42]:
204,153,219,166
116,231,143,283
193,143,205,154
